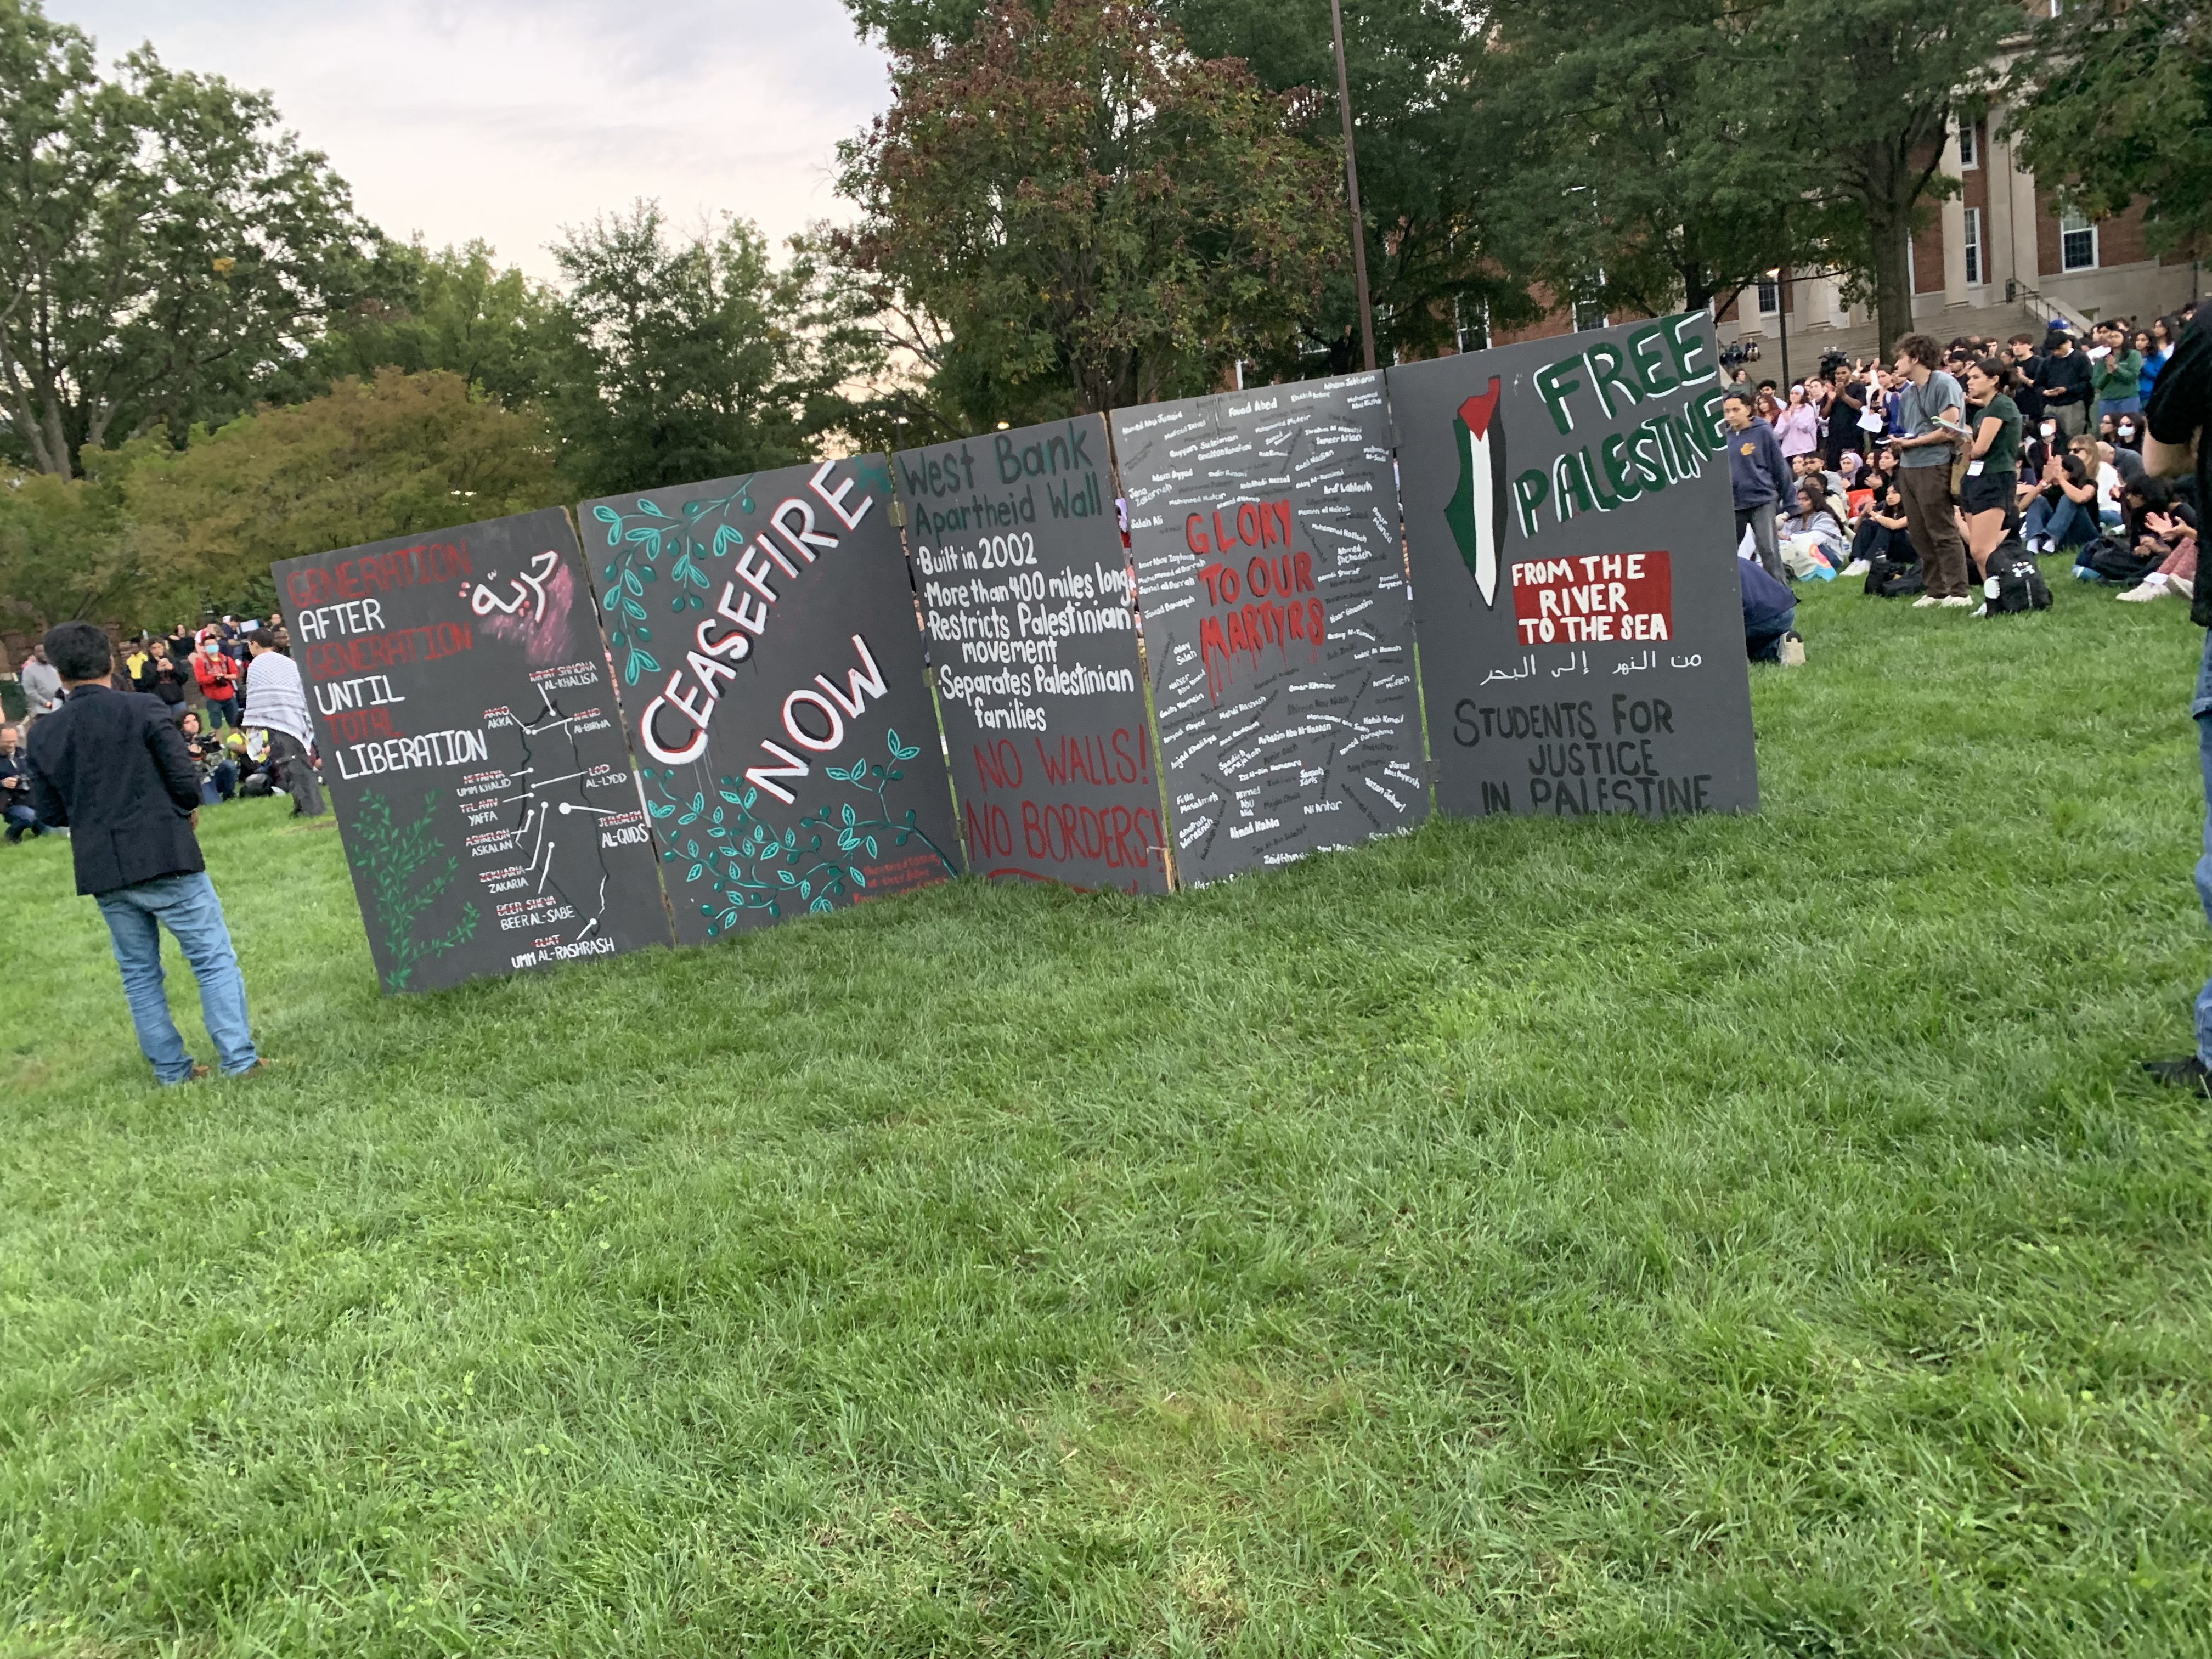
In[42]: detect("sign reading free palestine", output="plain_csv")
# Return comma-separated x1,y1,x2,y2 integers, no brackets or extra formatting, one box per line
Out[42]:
1386,312,1759,821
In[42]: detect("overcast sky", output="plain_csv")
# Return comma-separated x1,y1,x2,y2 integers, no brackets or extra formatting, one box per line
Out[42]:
57,0,893,281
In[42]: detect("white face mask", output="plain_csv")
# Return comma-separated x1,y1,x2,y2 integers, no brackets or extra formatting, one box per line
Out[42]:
2119,423,2136,438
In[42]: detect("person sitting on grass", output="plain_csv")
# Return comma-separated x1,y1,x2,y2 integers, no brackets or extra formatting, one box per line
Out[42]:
1739,551,1798,662
175,709,238,806
2117,514,2199,603
1,721,45,842
1782,479,1849,573
2023,452,2100,554
1847,482,1915,575
22,622,266,1085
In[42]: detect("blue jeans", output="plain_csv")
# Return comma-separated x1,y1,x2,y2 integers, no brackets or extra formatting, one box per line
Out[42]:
2024,495,2097,550
2101,396,2142,420
95,872,257,1083
2194,634,2212,1064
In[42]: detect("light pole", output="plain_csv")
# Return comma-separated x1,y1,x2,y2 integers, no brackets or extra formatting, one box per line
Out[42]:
1330,0,1376,373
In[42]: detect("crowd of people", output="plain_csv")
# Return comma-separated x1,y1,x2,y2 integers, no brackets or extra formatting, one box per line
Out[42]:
4,613,324,844
1725,307,2201,641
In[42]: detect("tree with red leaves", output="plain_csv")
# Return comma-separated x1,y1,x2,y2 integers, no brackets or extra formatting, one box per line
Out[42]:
832,0,1345,429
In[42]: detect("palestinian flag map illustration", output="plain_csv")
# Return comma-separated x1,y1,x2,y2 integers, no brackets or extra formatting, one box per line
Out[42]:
1443,376,1509,606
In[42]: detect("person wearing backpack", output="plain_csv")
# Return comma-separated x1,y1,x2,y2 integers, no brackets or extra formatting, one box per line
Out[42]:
2140,301,2212,1094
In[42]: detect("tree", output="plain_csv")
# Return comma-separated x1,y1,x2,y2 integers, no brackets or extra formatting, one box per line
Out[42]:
2007,0,2212,262
274,237,558,409
834,0,1344,426
0,462,132,633
0,1,371,476
841,0,1520,376
1758,0,2010,354
119,368,565,622
543,204,853,497
1481,0,1839,325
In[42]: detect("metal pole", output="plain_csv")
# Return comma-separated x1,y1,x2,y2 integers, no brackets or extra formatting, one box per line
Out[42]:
1777,264,1790,390
1330,0,1376,373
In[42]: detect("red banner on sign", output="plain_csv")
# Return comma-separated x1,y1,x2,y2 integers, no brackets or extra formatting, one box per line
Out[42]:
1510,551,1673,646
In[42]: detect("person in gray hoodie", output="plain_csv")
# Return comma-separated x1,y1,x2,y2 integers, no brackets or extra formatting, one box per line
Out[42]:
1723,388,1793,581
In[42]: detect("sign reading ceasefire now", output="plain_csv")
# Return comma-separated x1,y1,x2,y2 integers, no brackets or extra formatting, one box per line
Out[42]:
1511,552,1673,646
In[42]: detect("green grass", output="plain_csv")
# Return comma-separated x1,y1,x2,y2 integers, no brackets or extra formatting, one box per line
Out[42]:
5,576,2212,1657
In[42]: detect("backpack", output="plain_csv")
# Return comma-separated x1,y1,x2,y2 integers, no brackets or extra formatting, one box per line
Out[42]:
1864,552,1926,598
1980,540,2052,614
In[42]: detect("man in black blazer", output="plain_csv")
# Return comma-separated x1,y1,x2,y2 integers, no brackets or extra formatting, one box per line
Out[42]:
25,622,263,1084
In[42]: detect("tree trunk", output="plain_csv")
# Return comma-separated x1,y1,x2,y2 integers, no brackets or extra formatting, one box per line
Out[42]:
1680,262,1713,319
1866,198,1914,361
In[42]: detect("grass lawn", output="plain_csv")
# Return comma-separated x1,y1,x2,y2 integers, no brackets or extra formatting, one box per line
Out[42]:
5,575,2212,1657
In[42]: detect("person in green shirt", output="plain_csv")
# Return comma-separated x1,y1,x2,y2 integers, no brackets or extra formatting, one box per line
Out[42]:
1961,357,2025,579
2094,320,2145,422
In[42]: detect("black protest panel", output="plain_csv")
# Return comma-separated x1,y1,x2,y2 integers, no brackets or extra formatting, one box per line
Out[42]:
577,458,958,945
897,416,1168,894
1387,315,1759,821
1111,373,1427,883
273,509,674,994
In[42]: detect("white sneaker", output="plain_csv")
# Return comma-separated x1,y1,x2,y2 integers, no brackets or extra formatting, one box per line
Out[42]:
1937,595,1975,607
1912,594,1942,607
2117,585,2157,602
1842,559,1870,577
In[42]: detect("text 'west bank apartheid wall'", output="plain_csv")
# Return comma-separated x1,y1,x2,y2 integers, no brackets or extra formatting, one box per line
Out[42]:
578,458,960,945
898,416,1168,893
1112,372,1426,882
1388,313,1758,819
274,509,674,992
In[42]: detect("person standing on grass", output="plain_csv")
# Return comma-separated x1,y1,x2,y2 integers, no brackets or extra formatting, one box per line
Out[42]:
1960,357,2023,580
1722,389,1791,582
2035,330,2094,439
2093,321,2144,428
2140,300,2212,1094
242,624,323,818
190,634,241,728
23,622,264,1086
1888,334,1973,607
20,643,61,728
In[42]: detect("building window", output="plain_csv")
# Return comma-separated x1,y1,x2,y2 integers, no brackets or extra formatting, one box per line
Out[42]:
1756,276,1779,315
1568,270,1607,333
2060,209,2098,272
1454,296,1489,354
1957,121,1977,170
1963,207,1983,286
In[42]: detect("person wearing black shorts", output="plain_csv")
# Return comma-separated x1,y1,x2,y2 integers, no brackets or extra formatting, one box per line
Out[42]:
1960,356,2023,580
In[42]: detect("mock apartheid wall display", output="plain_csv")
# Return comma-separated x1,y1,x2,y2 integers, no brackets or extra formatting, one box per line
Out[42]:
273,509,674,993
896,416,1167,893
1387,314,1759,820
1111,372,1426,883
578,458,958,944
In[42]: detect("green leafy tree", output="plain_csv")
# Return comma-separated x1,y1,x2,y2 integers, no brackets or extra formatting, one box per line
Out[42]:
832,0,1344,427
1756,0,2010,353
543,204,855,498
840,0,1506,376
272,237,558,409
0,461,132,633
0,0,370,476
2007,0,2212,261
1481,0,1839,324
119,368,565,622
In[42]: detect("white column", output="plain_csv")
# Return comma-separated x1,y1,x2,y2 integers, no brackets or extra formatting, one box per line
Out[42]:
1940,124,1970,307
1985,103,2016,297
